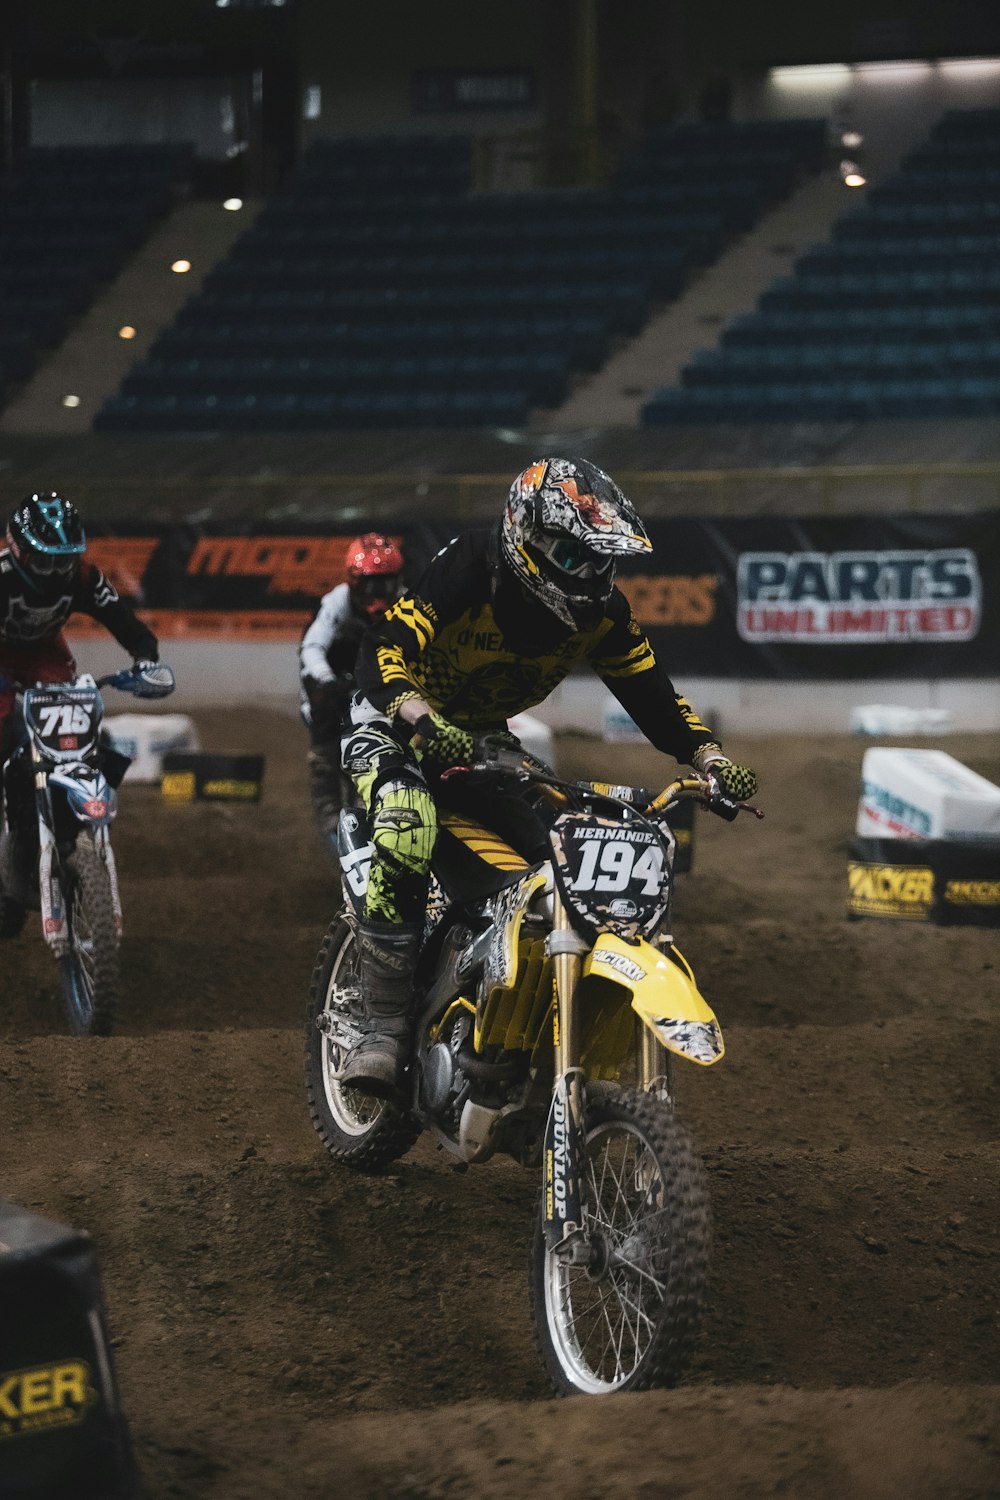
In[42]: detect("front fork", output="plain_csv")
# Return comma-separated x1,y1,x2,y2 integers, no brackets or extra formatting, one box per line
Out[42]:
542,894,672,1255
36,779,123,958
640,1024,673,1104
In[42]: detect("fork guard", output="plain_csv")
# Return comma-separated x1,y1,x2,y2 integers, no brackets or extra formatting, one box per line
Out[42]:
542,1067,586,1252
584,934,725,1067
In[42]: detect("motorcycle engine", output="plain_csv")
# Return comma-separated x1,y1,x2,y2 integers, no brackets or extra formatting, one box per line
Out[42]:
421,1011,473,1120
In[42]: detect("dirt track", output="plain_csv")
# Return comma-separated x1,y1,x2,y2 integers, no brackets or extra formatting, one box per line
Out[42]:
2,711,999,1498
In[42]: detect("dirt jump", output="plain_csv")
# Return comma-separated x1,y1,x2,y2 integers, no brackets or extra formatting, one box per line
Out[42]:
2,709,998,1499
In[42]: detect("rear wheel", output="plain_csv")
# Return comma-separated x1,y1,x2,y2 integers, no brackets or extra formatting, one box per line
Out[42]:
529,1087,710,1394
304,914,419,1171
60,830,119,1036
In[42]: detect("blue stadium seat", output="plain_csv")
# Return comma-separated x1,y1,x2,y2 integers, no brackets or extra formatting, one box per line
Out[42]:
98,120,828,431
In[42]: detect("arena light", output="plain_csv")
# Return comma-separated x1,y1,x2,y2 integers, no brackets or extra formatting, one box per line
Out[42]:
937,57,1000,77
840,160,867,187
61,394,81,408
841,130,864,150
853,60,932,79
769,64,851,89
118,325,137,340
171,259,192,274
222,197,243,211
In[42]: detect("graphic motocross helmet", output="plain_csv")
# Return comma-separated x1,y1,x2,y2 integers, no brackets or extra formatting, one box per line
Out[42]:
500,458,651,628
345,531,404,620
5,492,87,585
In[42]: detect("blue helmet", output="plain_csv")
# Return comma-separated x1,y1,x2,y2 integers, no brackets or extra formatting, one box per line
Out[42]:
6,493,87,582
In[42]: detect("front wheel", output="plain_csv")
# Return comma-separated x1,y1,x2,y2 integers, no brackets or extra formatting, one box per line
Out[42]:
60,829,119,1036
304,914,419,1172
529,1087,710,1395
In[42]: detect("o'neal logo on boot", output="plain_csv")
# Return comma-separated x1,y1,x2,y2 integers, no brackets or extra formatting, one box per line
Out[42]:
847,861,935,920
0,1360,96,1439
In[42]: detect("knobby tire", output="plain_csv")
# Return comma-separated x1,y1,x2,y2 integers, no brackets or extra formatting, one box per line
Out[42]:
529,1087,710,1395
61,829,119,1037
304,914,419,1172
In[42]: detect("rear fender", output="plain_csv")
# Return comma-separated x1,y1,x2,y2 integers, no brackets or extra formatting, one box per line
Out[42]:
583,934,724,1066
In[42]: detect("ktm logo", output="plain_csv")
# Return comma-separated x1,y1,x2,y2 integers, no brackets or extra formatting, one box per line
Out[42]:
85,537,159,595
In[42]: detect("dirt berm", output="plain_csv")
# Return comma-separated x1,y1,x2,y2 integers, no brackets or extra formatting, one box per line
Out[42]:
2,713,998,1498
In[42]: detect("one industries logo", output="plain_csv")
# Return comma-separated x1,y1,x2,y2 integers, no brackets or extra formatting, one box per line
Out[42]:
736,549,981,644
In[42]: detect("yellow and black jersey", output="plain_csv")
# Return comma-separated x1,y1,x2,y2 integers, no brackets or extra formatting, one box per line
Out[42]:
356,530,717,764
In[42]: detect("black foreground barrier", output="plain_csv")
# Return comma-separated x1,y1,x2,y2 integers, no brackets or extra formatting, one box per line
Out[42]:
848,836,1000,926
160,750,265,803
0,1200,137,1500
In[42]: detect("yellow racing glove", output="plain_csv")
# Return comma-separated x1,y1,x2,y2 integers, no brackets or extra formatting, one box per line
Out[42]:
415,712,475,773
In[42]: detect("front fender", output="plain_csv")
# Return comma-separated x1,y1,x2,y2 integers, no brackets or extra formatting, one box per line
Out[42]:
583,934,724,1066
49,764,117,828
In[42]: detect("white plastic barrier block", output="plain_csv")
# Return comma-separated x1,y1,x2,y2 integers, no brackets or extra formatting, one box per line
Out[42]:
857,747,1000,842
602,702,646,743
850,704,953,736
603,700,721,744
509,712,556,771
104,713,201,783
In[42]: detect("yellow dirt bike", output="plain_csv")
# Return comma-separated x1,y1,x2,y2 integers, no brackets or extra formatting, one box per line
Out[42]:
304,744,761,1394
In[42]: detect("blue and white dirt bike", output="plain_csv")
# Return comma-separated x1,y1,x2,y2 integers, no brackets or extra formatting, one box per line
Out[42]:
0,663,175,1035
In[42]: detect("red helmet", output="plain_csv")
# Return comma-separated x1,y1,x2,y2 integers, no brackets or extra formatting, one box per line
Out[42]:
344,532,404,619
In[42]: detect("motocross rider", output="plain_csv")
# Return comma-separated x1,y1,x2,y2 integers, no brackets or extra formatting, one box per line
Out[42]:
0,493,169,929
299,532,404,844
340,457,758,1097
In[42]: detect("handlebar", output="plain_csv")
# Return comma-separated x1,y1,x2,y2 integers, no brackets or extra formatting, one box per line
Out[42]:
447,745,763,821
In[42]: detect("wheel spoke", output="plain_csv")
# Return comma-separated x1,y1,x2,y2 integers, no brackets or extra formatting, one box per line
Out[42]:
539,1098,708,1395
560,1262,652,1384
318,930,385,1136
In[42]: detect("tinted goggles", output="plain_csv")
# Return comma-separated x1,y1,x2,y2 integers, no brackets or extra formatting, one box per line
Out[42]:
536,533,610,578
26,549,81,577
352,574,399,602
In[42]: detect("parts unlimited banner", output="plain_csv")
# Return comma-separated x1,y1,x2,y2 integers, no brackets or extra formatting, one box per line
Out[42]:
74,513,1000,679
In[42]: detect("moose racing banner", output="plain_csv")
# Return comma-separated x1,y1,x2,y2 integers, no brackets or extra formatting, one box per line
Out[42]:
75,511,999,679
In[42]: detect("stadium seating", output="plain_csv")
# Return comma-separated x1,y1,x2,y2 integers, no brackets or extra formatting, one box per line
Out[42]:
643,108,1000,423
95,120,827,432
0,145,193,408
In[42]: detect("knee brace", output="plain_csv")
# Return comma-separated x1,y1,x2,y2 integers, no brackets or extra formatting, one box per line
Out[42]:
342,725,408,806
370,778,437,880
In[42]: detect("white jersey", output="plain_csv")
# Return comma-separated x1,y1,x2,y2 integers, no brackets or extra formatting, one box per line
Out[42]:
299,583,363,686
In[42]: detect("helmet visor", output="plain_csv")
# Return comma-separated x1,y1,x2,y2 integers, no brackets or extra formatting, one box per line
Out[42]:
536,533,611,579
352,574,399,604
24,547,81,577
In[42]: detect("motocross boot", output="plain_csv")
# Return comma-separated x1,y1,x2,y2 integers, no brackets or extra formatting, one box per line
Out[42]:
341,921,420,1098
308,745,343,848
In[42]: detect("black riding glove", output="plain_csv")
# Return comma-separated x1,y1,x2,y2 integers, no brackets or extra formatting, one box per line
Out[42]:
414,712,475,772
308,677,351,737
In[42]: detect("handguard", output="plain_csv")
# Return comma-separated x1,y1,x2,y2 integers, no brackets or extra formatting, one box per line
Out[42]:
130,662,176,699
